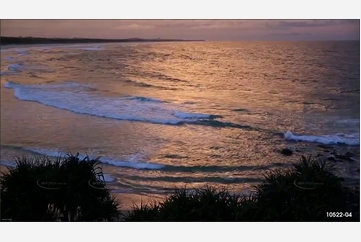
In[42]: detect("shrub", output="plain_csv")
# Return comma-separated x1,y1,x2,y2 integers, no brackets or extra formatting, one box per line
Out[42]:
0,154,121,221
124,186,244,221
123,201,161,222
2,154,359,222
124,155,360,222
251,155,359,221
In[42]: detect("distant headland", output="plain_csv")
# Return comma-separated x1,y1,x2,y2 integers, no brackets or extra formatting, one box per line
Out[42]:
0,36,205,45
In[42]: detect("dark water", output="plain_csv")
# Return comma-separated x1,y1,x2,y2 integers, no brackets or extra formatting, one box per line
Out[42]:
1,41,359,198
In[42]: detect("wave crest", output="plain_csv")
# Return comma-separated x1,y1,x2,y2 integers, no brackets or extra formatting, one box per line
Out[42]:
284,131,359,145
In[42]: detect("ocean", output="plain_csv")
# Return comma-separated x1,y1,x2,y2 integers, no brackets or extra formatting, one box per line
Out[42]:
1,41,360,205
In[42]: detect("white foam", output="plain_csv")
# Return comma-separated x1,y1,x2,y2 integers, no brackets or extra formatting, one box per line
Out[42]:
1,48,29,55
8,63,23,72
173,111,212,119
4,81,20,88
99,156,165,169
284,131,360,146
63,45,103,51
3,57,17,61
80,46,103,51
23,147,165,170
125,96,164,103
7,63,53,73
15,48,29,54
0,71,14,76
336,119,360,125
4,81,215,125
104,174,116,182
0,161,16,167
18,52,29,56
33,47,52,51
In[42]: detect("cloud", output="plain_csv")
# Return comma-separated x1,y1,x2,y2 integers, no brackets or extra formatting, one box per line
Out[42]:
269,32,314,36
114,24,155,30
267,20,360,30
277,20,334,28
1,20,359,41
190,24,229,30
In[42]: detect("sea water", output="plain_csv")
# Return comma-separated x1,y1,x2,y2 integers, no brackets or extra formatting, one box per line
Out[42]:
1,41,359,199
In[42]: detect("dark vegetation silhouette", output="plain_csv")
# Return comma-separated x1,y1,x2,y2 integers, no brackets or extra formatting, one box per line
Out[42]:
1,154,359,221
124,155,359,221
0,154,120,221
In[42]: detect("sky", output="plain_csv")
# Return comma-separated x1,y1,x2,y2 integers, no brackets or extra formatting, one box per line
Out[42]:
1,20,360,41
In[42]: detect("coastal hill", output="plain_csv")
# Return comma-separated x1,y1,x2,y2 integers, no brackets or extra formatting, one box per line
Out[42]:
0,36,205,45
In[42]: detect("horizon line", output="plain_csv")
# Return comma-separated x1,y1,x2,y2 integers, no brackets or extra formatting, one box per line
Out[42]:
1,36,360,42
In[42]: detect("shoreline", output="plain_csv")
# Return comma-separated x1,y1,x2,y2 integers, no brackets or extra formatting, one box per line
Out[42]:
1,153,359,221
1,141,359,210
